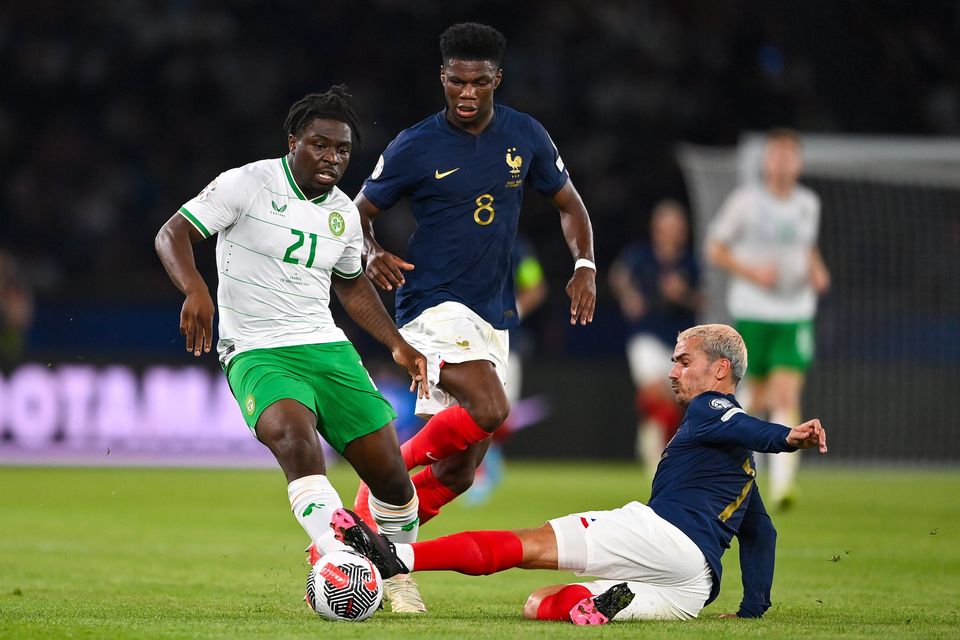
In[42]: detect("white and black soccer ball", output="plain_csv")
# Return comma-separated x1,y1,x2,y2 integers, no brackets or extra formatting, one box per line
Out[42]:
306,550,383,622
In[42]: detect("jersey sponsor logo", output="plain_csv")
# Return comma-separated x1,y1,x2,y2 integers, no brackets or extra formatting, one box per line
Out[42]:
505,148,522,175
328,211,345,237
371,154,385,179
271,200,288,214
425,451,439,462
555,154,565,172
434,167,460,179
709,397,733,411
245,394,256,416
196,180,217,201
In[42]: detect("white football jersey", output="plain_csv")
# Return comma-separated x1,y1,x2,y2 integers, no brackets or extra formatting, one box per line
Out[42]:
707,183,821,321
178,157,362,365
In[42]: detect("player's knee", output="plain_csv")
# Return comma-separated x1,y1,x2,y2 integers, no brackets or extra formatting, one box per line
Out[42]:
467,401,510,432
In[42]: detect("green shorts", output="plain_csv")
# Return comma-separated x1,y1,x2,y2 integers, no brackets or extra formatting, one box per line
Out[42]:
225,342,397,454
736,319,815,378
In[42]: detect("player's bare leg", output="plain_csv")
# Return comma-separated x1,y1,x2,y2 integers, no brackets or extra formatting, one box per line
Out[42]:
425,361,507,491
766,369,805,509
255,399,352,558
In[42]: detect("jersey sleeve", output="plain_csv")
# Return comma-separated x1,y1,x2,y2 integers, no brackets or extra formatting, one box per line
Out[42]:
688,395,797,453
735,485,776,618
707,188,750,246
333,205,363,279
177,167,251,238
360,132,420,211
525,117,570,197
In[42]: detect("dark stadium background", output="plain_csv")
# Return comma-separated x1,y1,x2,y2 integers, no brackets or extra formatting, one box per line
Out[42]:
1,1,958,461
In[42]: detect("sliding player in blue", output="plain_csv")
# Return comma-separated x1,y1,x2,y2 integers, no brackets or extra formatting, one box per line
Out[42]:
333,324,828,624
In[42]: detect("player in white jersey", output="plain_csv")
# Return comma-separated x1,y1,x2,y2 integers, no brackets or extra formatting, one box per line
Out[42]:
705,129,830,509
155,86,428,577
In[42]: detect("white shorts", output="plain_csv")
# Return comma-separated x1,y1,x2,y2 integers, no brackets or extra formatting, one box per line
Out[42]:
626,333,674,388
398,301,509,418
549,501,712,620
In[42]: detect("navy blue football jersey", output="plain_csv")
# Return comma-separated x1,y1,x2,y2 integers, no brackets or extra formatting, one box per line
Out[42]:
361,105,569,329
648,391,796,615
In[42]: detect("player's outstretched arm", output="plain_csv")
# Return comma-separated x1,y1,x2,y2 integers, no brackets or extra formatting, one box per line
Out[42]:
785,418,828,453
332,273,428,398
354,193,414,291
155,214,215,357
550,180,596,326
705,239,778,289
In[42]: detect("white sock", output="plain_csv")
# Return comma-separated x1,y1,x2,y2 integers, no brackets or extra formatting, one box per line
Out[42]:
369,488,420,544
769,409,800,501
395,543,415,570
287,474,350,555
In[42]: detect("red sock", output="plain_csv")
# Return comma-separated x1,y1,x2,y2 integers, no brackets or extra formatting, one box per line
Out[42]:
535,584,593,621
352,482,376,528
401,406,491,469
638,390,683,445
410,530,522,575
411,466,457,525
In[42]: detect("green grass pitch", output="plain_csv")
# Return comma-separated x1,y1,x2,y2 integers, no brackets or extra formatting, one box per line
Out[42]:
1,462,958,639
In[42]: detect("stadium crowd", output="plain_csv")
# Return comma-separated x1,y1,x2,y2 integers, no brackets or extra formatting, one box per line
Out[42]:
1,1,957,347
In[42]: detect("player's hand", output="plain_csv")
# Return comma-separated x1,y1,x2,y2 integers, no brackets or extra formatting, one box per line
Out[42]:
811,260,831,294
747,264,779,289
786,418,828,453
365,249,414,291
391,342,430,399
717,613,740,619
180,289,215,357
566,267,596,325
659,271,688,303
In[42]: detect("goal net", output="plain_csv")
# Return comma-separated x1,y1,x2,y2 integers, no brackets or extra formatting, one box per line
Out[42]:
678,135,960,463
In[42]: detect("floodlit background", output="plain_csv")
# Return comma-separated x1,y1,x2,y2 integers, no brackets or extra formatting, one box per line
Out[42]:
1,1,958,465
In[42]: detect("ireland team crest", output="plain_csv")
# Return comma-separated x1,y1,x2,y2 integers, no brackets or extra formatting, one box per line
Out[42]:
245,394,256,416
328,211,345,237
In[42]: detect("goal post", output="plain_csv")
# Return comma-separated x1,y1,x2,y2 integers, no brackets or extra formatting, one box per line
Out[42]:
678,135,960,463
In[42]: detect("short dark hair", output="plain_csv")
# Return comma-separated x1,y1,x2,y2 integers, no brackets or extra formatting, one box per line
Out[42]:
440,22,506,68
766,127,801,145
284,85,362,148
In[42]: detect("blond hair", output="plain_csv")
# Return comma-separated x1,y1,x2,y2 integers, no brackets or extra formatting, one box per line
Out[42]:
677,324,748,383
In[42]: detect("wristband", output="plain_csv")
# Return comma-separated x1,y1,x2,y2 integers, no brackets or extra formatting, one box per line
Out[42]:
574,258,596,272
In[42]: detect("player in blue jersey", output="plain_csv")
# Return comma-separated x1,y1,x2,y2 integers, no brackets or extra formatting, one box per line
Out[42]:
331,324,828,624
349,22,596,610
610,200,702,471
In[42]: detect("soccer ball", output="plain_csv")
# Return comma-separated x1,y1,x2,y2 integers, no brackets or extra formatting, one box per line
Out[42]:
306,550,383,622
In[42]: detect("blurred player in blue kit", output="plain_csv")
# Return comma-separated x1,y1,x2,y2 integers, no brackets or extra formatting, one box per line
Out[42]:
331,324,828,624
609,200,701,472
347,22,597,611
155,87,428,576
